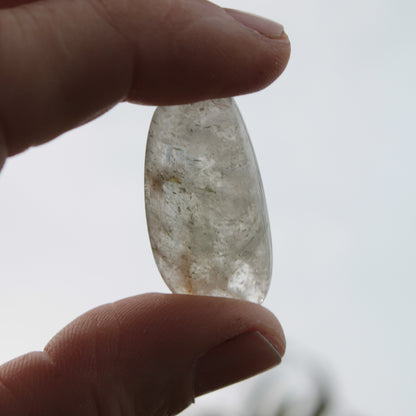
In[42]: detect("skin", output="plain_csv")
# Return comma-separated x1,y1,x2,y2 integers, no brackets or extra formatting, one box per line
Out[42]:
0,0,291,415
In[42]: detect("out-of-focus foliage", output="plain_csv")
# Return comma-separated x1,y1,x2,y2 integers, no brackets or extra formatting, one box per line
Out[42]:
187,354,363,416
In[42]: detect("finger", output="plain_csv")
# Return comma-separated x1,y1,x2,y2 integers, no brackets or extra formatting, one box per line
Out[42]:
0,0,290,159
0,1,33,8
0,293,285,416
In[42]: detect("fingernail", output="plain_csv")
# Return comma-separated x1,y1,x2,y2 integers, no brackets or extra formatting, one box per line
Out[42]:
194,331,282,396
224,8,285,40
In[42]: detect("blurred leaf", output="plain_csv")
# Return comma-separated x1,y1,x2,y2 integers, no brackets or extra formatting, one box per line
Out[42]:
310,393,330,416
273,401,291,416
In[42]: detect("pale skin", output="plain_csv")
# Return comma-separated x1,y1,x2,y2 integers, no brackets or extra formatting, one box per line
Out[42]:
0,1,291,415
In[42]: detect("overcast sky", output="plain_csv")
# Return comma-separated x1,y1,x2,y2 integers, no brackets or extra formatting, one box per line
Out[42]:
0,0,415,415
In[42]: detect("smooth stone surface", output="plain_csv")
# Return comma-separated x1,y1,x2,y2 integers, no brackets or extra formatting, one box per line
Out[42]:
145,98,272,303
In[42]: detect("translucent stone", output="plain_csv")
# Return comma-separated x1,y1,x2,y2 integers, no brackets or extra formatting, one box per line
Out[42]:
145,98,272,303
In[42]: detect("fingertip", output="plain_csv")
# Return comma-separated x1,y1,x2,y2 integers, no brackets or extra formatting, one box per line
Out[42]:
194,331,282,397
126,4,291,104
110,293,286,364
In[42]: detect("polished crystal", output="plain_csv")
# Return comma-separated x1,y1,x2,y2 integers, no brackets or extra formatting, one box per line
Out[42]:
145,98,272,303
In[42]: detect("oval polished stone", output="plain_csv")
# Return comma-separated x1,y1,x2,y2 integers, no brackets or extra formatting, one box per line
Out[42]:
145,98,272,303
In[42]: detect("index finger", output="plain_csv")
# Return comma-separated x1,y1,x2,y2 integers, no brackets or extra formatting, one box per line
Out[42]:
0,0,290,164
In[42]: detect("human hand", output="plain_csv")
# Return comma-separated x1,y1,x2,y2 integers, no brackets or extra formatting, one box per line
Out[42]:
0,1,290,414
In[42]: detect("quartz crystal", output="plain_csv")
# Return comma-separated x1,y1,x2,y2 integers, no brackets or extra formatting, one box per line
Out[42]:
145,98,272,303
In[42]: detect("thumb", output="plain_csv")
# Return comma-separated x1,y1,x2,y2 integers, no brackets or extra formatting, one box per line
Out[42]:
0,0,290,158
0,294,285,416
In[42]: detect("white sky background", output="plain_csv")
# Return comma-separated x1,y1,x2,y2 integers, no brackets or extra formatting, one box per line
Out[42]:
0,0,415,415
